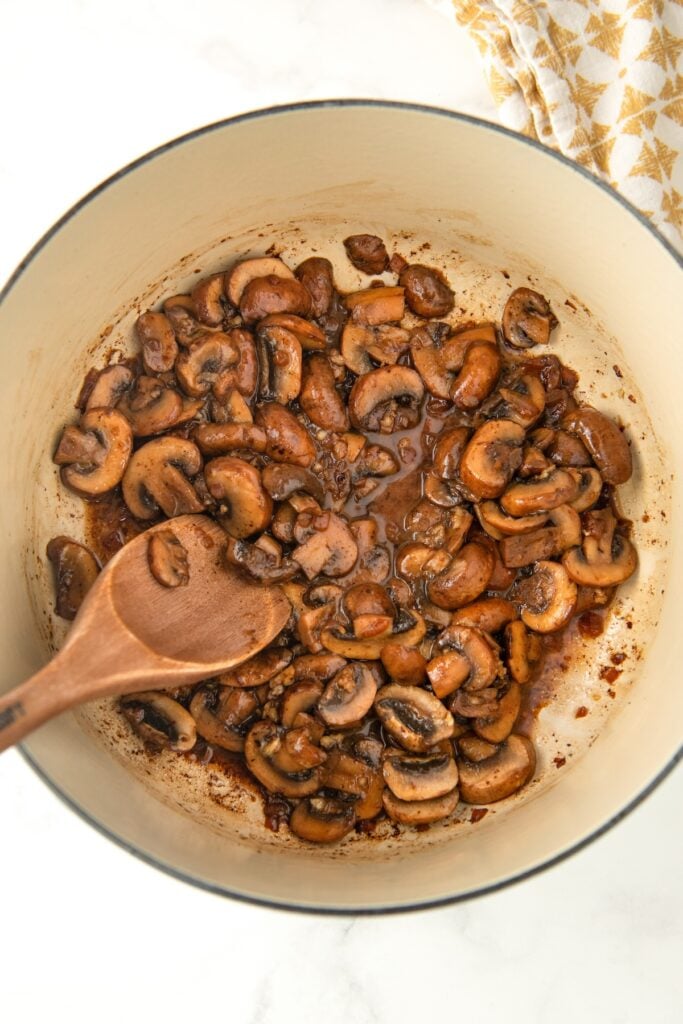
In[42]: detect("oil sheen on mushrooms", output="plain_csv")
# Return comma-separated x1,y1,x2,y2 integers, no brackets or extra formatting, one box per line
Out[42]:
49,237,638,844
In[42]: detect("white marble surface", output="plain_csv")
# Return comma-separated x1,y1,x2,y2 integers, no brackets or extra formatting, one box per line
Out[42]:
1,2,681,1022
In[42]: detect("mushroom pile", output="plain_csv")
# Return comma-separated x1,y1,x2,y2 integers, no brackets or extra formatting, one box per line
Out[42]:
48,233,638,844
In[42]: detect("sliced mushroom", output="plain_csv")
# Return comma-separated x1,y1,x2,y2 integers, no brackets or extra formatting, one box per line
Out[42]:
502,288,557,348
546,429,592,467
427,542,494,610
505,620,531,684
294,257,335,318
346,286,405,326
500,503,581,568
46,536,100,620
147,528,189,587
245,720,321,797
457,734,536,803
120,692,196,752
255,403,316,467
225,536,299,583
450,687,501,719
511,560,577,633
259,313,326,351
562,407,632,485
436,624,501,692
500,468,578,516
85,364,134,410
344,234,389,275
322,748,384,820
54,408,133,498
382,787,459,825
432,426,471,481
340,323,373,375
193,422,267,456
190,686,260,751
399,264,454,318
458,420,525,499
457,734,498,762
426,650,470,699
121,437,203,520
423,474,460,508
204,456,272,538
261,463,324,503
383,750,458,801
213,328,259,399
191,272,227,326
218,647,292,688
280,679,324,728
175,331,238,397
474,682,521,743
163,294,201,346
410,323,452,399
239,275,312,324
380,643,427,686
289,796,356,843
568,467,603,513
364,324,411,365
476,501,548,540
256,320,303,404
291,511,358,579
321,609,426,661
348,365,424,433
117,376,184,436
450,597,517,633
318,663,378,727
451,341,502,410
224,256,295,307
494,374,546,429
343,583,395,640
563,508,638,586
374,684,454,752
300,353,349,431
135,311,179,373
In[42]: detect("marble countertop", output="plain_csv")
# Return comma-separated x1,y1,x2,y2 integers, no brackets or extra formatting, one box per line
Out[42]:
1,2,681,1022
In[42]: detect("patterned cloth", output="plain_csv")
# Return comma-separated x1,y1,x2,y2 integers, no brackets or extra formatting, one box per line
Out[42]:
451,0,683,249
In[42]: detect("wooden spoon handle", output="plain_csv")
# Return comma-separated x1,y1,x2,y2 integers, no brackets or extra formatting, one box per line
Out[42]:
0,659,73,752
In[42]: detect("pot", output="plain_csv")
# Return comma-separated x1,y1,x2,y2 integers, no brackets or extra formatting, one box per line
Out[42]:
1,101,681,912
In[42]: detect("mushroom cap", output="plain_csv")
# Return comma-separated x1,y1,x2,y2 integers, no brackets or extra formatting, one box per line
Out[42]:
382,786,459,825
294,257,335,318
245,720,322,797
513,560,578,633
343,233,389,275
399,264,454,318
193,422,267,456
502,288,557,349
121,436,203,520
374,684,455,752
474,682,522,743
436,623,502,691
349,365,425,433
56,408,133,498
217,646,292,688
345,286,405,326
289,796,356,844
117,376,184,437
239,275,312,324
256,322,303,404
427,542,495,610
135,310,179,373
204,456,273,538
568,467,603,513
458,419,525,499
261,462,324,503
147,528,190,588
500,468,578,516
259,313,327,351
563,533,638,587
451,341,502,410
189,686,260,752
300,353,350,432
458,734,536,804
85,364,134,410
562,407,632,485
432,426,471,480
224,256,295,307
380,643,427,686
120,691,197,753
321,609,426,661
318,662,378,727
255,403,316,467
46,536,100,620
175,332,238,397
450,597,517,633
291,511,359,580
191,272,227,326
383,750,459,801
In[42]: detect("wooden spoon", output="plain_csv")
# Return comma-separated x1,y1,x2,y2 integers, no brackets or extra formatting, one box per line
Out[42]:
0,515,291,753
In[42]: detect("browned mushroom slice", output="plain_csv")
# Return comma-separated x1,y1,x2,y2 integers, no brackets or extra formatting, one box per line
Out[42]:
224,256,295,306
294,256,335,318
546,429,592,467
505,620,531,684
147,529,189,588
280,679,324,728
193,422,267,456
500,503,581,568
239,275,312,324
256,320,303,404
121,437,203,520
321,748,384,820
383,749,458,802
163,294,201,346
409,323,452,398
427,542,495,610
364,324,411,366
399,264,454,318
117,376,184,437
500,468,578,516
85,364,134,410
457,734,536,803
349,365,424,433
225,536,299,583
374,684,454,752
300,353,349,432
289,796,356,843
457,734,498,762
423,474,460,508
343,583,395,640
46,536,100,620
458,420,525,499
292,652,347,682
259,313,326,350
340,323,374,376
519,444,552,478
318,663,378,727
563,507,637,586
382,786,459,825
426,650,470,698
191,272,227,326
343,234,389,274
474,682,521,743
135,311,179,373
432,426,471,480
54,408,133,498
255,403,316,467
502,288,557,348
189,685,260,751
346,286,405,326
450,687,501,718
476,501,548,540
120,691,196,752
380,642,427,686
321,608,426,661
212,328,259,400
203,456,272,537
261,463,324,503
245,720,322,797
562,407,632,485
512,560,577,633
494,374,547,430
451,341,502,410
291,511,358,579
175,331,239,397
218,646,292,688
567,467,603,513
450,597,517,633
435,624,502,692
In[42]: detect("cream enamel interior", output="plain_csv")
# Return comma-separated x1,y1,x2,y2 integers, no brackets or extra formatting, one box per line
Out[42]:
0,104,681,911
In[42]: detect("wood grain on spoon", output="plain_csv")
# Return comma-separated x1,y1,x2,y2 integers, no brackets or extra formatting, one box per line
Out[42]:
0,515,291,752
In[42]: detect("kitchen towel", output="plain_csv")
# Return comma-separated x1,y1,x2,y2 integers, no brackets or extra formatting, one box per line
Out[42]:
447,0,682,248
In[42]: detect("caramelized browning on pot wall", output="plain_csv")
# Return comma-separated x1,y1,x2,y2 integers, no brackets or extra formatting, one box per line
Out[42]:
49,234,638,845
